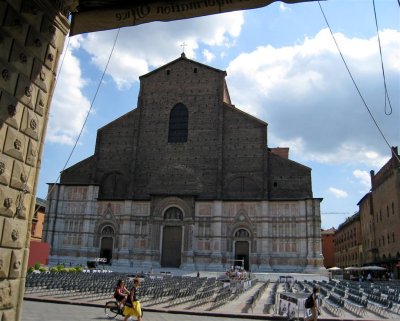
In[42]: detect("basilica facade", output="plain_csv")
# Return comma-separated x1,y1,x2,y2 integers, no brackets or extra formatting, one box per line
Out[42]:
43,54,323,272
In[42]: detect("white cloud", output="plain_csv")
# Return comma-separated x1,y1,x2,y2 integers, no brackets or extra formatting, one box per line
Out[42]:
279,3,290,12
202,49,215,63
329,187,348,198
47,36,91,145
353,170,371,188
81,11,244,89
226,28,400,166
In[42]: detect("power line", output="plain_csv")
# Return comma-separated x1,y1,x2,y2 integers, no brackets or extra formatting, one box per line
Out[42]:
317,1,400,164
40,28,120,212
372,0,393,116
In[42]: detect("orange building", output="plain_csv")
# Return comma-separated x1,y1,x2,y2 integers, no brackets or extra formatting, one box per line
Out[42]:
334,212,362,268
358,147,400,277
321,228,336,268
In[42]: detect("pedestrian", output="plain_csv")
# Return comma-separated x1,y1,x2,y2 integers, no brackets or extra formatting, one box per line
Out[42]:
123,278,142,321
308,285,320,321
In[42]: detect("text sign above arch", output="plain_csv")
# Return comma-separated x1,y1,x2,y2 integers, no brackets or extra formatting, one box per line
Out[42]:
70,0,317,36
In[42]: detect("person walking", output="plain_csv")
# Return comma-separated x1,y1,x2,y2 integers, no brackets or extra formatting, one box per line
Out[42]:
123,278,142,321
309,285,321,321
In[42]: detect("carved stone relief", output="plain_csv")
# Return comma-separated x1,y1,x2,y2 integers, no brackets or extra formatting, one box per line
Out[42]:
0,217,26,248
26,139,37,166
0,62,18,94
0,154,13,186
26,29,47,62
44,43,57,70
3,127,26,161
9,42,34,77
31,58,51,93
0,92,23,130
15,191,30,219
35,89,46,116
21,108,39,140
20,2,44,32
0,279,12,309
0,186,19,217
0,248,12,278
15,75,37,109
9,250,23,279
10,160,33,193
2,5,29,45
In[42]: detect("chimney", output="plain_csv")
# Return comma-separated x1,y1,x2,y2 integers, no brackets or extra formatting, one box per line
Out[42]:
270,147,289,159
370,170,375,189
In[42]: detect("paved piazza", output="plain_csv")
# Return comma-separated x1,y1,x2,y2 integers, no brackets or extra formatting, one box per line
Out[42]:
21,272,400,321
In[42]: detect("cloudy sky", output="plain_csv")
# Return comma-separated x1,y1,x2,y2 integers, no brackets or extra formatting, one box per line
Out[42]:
38,0,400,229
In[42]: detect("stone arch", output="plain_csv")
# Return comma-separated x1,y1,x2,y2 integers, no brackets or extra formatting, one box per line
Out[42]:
94,220,118,248
163,206,184,220
226,175,261,198
230,209,256,238
99,171,127,199
153,197,192,220
234,228,251,238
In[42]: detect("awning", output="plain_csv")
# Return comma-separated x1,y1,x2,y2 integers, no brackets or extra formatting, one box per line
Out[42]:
361,265,386,271
69,0,317,36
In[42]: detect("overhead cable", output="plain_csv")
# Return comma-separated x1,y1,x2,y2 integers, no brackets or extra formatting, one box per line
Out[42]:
42,28,120,209
372,0,393,116
317,1,400,163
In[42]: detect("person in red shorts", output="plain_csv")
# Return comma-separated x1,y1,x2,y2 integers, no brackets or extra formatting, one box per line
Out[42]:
114,279,129,309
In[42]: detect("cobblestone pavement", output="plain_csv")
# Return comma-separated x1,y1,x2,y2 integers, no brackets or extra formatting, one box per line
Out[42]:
21,300,275,321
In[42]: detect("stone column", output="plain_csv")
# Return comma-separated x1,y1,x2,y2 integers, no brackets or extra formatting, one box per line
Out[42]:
0,1,69,320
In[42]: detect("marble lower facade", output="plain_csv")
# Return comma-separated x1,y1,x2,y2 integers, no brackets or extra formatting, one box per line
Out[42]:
43,185,324,274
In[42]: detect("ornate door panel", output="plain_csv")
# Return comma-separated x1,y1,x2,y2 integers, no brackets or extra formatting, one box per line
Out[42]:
161,226,182,267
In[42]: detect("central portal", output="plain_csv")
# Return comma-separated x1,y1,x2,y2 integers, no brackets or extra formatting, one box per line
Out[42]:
161,226,182,267
235,241,249,271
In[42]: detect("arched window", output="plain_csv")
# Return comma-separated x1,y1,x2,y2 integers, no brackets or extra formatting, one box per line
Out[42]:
235,229,250,238
164,207,183,220
101,226,115,235
168,103,188,143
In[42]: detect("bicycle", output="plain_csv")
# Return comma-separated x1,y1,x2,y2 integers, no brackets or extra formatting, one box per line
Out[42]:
104,300,124,319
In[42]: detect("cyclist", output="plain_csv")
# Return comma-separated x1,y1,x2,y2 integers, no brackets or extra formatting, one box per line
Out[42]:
114,279,129,309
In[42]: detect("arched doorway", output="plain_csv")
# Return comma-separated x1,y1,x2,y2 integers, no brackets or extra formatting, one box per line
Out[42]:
161,207,183,267
99,226,114,264
234,228,250,271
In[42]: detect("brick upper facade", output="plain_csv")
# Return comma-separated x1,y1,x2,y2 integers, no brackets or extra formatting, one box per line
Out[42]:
60,54,313,202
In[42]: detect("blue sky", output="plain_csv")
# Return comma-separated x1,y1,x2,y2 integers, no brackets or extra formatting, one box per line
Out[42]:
38,0,399,229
